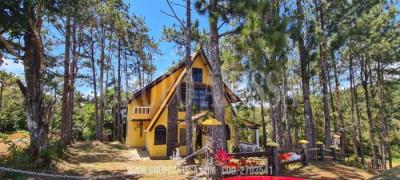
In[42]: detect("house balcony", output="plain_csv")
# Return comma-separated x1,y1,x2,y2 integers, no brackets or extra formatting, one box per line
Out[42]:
131,106,152,120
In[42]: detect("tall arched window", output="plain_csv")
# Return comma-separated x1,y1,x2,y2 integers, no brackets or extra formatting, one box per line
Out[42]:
154,125,166,145
226,125,231,140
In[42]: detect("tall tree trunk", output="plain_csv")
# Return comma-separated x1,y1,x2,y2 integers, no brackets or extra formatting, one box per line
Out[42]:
167,94,178,157
117,40,122,141
67,20,80,144
294,121,299,147
353,64,365,164
112,64,118,140
260,99,267,148
89,27,100,141
377,61,390,170
98,21,106,141
315,1,331,146
269,96,277,143
123,46,129,139
185,0,194,164
332,52,345,154
361,55,378,170
296,0,315,147
282,68,291,148
349,55,360,160
16,2,48,159
103,31,113,140
276,86,283,146
0,80,3,111
124,47,129,100
327,59,338,132
209,0,227,151
113,39,122,141
61,16,71,147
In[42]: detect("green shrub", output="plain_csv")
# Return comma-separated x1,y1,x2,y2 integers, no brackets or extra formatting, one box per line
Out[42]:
39,140,65,163
232,145,240,153
2,140,66,169
83,127,95,141
0,132,7,140
345,155,364,168
4,144,30,168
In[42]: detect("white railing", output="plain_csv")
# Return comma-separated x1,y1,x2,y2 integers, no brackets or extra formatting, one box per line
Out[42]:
133,106,151,114
239,142,263,152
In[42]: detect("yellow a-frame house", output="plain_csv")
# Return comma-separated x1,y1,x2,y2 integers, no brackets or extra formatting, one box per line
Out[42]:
125,48,240,159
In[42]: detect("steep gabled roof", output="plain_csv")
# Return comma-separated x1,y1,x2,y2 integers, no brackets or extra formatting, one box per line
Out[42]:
133,48,241,131
128,58,188,103
129,48,240,104
146,66,187,131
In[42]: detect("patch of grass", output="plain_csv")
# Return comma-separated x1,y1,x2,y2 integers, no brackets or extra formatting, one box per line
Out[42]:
0,172,28,179
16,130,29,135
345,155,365,168
2,143,31,168
39,140,66,164
1,140,66,169
0,132,7,140
392,158,400,163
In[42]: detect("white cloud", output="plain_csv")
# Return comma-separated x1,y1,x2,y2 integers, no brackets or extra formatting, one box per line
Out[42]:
1,57,24,75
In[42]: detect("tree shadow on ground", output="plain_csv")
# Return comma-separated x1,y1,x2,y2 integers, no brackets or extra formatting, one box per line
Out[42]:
64,141,129,164
281,160,374,180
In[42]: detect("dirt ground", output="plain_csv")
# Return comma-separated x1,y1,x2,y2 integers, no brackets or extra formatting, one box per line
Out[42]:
57,141,376,179
0,131,29,158
0,133,388,179
55,141,187,179
281,160,375,180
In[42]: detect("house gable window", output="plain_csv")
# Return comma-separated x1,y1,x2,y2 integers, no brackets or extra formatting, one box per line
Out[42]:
179,85,213,113
154,125,166,145
192,68,202,83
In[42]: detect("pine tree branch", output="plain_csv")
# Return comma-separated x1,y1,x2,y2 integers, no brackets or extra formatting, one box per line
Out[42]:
0,35,24,60
169,1,187,9
217,17,232,30
218,26,242,39
163,0,185,28
16,79,27,96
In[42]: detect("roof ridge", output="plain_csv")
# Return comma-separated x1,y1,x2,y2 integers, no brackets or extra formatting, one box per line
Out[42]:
128,48,203,103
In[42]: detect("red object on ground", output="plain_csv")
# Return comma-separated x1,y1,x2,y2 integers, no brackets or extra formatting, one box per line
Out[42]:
278,153,291,161
223,176,304,180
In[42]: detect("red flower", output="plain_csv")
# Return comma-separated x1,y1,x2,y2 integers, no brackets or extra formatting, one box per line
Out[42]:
214,148,232,165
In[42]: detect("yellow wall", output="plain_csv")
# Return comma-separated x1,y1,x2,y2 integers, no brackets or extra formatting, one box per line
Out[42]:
190,55,213,85
150,68,184,116
126,51,237,157
146,110,189,158
126,68,183,147
225,107,233,152
125,120,149,147
146,108,168,158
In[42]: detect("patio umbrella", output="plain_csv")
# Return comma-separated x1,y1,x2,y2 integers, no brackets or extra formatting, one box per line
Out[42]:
198,117,223,178
200,118,223,126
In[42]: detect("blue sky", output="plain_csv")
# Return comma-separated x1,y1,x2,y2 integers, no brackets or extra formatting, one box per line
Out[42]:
1,1,398,95
128,0,210,77
0,0,211,94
